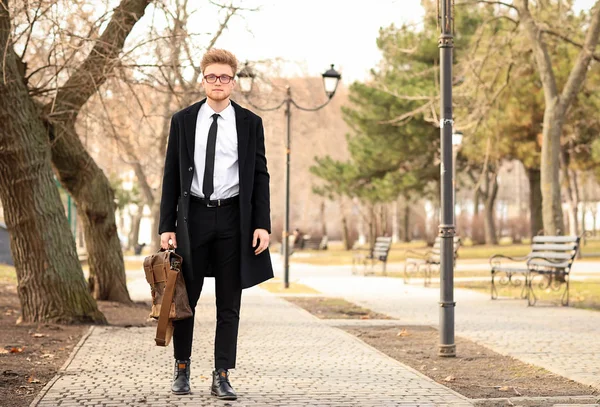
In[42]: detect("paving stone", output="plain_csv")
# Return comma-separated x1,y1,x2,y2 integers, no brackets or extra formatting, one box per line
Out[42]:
32,280,471,406
296,263,600,390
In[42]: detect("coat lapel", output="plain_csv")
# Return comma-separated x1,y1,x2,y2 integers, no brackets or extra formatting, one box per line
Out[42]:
183,100,205,163
232,100,249,175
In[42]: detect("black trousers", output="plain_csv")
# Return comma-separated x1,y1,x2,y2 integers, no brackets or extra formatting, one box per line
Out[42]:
172,198,242,369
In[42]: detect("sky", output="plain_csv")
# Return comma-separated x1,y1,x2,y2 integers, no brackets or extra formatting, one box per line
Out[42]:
213,0,598,83
216,0,423,83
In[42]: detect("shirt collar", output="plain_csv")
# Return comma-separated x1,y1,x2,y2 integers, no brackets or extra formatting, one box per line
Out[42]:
201,101,235,121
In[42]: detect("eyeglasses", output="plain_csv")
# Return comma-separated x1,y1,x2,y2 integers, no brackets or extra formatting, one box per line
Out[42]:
204,74,233,84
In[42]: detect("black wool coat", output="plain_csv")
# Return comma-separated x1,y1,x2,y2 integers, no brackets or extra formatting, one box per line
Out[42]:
158,99,274,289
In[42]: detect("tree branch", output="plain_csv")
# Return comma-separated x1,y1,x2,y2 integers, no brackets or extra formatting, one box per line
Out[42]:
558,3,600,116
542,29,600,62
515,0,559,103
47,0,151,119
458,0,519,12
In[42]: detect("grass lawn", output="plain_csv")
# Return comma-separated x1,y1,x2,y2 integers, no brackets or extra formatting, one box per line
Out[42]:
0,264,17,284
288,239,600,266
259,278,320,294
455,279,600,311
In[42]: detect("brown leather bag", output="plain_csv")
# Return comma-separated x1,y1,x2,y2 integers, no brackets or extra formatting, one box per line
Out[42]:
143,248,193,346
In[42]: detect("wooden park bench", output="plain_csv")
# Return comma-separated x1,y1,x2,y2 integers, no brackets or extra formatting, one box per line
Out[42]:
352,236,393,276
490,235,581,306
403,236,461,286
301,235,328,250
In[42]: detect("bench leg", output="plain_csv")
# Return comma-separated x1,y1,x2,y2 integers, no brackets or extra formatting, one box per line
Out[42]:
382,260,387,276
527,273,537,306
561,274,570,306
491,270,497,300
404,262,416,284
424,264,431,287
520,274,528,300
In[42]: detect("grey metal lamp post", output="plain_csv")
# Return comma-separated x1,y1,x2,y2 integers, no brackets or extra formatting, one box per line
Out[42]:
438,0,457,358
238,63,341,289
452,131,463,208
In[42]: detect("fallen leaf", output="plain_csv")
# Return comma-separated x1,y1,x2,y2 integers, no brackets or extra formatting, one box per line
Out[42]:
499,386,510,391
40,354,54,359
32,333,46,338
432,367,438,371
397,329,409,337
27,376,40,384
444,375,456,382
360,315,370,320
10,347,25,353
0,349,9,354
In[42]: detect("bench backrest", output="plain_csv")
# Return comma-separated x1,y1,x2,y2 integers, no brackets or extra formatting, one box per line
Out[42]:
528,235,580,271
430,236,461,263
372,236,393,261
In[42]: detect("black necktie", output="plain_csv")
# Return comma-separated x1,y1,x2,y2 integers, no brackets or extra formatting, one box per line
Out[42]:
202,113,220,199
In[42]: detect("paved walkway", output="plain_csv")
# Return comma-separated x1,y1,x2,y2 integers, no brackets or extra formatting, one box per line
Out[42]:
32,281,472,406
285,257,600,390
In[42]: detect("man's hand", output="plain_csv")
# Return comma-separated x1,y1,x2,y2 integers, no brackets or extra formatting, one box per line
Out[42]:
252,229,269,255
160,232,177,250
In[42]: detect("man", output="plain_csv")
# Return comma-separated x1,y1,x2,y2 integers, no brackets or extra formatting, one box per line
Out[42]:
158,48,273,400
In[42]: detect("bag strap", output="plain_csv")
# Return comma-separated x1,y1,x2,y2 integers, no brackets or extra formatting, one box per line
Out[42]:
155,255,178,346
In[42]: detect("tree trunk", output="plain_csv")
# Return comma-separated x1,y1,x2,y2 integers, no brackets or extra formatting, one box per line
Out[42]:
339,198,351,250
591,206,598,237
320,200,327,237
356,200,366,245
540,109,565,235
484,173,499,245
473,187,481,216
392,199,399,243
129,204,144,250
0,13,105,323
150,201,161,252
49,123,132,304
39,0,151,303
560,151,579,236
403,201,410,242
581,172,587,243
368,204,376,249
526,167,544,237
566,182,579,237
151,104,173,253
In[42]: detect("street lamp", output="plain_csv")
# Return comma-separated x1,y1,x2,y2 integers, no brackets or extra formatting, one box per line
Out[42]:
438,0,456,358
238,62,341,289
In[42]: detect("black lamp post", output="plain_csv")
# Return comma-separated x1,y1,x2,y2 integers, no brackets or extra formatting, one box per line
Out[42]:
438,0,456,358
238,62,341,289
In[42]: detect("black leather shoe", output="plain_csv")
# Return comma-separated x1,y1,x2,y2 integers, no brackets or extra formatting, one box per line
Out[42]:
211,368,237,400
171,359,191,395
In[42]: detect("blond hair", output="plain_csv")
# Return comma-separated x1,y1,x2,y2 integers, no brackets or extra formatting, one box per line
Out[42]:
201,49,238,76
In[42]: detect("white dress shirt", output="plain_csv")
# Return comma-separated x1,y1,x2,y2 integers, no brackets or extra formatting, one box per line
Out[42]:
190,102,239,200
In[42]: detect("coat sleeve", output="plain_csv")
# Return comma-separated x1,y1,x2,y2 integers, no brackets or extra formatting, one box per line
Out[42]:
158,116,180,234
251,116,271,234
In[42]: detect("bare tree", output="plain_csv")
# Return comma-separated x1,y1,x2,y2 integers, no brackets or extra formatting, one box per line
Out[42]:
0,0,106,323
515,0,600,234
